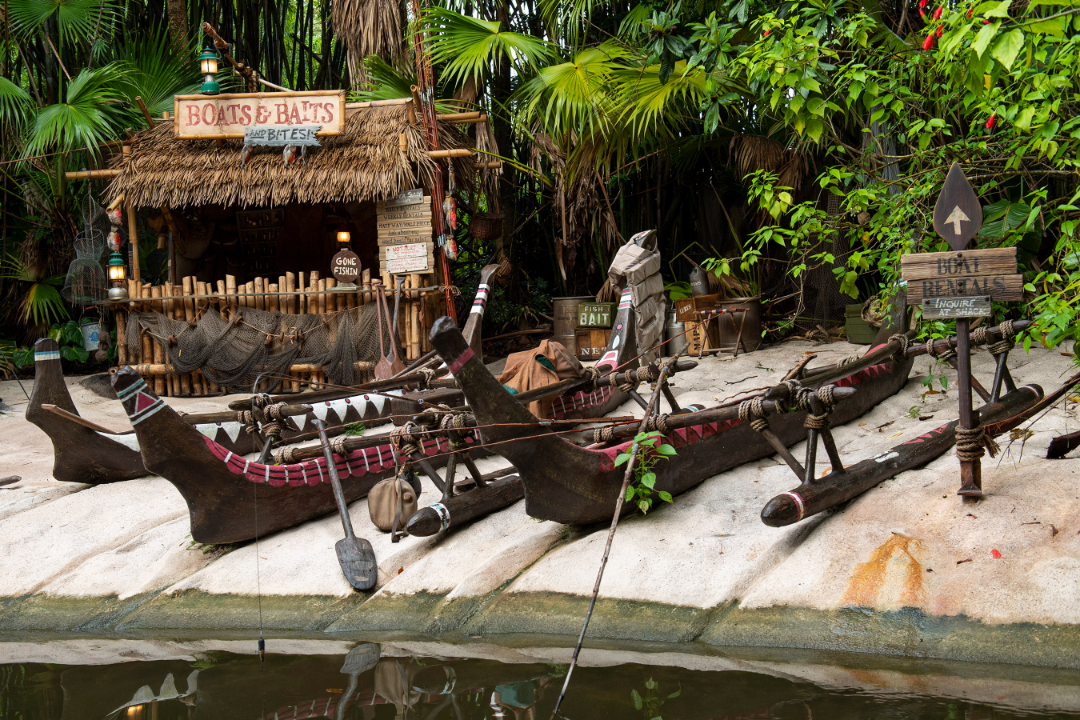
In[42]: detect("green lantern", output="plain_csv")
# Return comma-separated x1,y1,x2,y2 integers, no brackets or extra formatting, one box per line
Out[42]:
107,251,128,300
198,47,221,95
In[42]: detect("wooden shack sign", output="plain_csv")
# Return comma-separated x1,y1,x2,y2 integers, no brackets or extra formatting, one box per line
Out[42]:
174,90,345,140
901,247,1021,304
331,248,361,283
377,189,434,275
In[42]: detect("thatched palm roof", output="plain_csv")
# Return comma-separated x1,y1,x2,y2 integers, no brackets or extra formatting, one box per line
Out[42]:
107,102,472,208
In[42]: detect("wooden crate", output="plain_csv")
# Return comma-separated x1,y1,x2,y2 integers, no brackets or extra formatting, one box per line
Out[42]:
575,328,608,360
683,320,718,354
674,294,722,322
845,303,877,344
577,302,614,328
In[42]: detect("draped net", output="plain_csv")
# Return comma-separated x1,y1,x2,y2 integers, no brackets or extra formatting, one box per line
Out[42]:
124,303,403,392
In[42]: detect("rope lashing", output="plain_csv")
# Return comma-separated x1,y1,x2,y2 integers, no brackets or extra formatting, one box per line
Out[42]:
581,366,601,389
956,425,1000,461
803,385,836,430
985,319,1017,355
274,444,299,464
926,337,958,362
836,354,861,369
391,422,422,458
438,411,472,444
590,413,670,443
416,367,437,389
329,435,350,457
888,333,910,360
236,410,259,434
738,396,771,433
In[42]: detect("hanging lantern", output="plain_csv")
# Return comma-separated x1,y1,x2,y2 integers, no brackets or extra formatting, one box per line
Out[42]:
107,251,128,300
198,47,221,95
336,224,352,245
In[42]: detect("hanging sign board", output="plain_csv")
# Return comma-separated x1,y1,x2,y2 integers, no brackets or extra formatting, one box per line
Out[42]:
377,189,434,274
921,296,992,319
174,90,345,140
244,125,322,146
331,249,361,283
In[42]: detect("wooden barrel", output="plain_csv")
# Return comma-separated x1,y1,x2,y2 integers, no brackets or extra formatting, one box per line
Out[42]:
552,296,592,356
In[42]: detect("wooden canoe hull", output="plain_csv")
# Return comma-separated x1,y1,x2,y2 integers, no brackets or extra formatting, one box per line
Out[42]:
110,366,463,544
430,311,915,525
24,338,147,485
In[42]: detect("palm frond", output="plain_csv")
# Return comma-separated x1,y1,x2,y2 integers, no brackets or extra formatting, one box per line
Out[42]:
7,0,119,48
113,25,201,117
613,61,714,136
22,64,134,159
518,43,627,140
0,77,35,128
352,55,416,102
421,7,554,86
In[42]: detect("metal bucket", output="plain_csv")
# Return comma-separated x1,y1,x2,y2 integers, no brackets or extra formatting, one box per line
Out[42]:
553,296,592,356
80,322,102,351
663,308,687,357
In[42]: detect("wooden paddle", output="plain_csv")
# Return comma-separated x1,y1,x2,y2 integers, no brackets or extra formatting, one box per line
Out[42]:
374,283,406,380
314,418,378,591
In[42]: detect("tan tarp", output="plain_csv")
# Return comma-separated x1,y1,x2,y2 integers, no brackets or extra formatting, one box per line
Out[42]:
608,230,664,364
498,339,583,417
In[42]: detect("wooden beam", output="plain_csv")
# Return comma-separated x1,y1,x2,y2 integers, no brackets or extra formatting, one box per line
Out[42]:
438,112,488,124
410,85,423,117
346,97,413,109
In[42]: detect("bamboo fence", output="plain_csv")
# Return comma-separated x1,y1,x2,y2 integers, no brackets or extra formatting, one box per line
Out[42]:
115,269,438,396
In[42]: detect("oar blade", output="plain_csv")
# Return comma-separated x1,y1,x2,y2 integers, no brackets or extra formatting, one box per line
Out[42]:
336,535,378,591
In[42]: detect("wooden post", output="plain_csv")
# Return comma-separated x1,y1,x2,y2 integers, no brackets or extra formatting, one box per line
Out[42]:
254,276,264,310
245,281,254,308
278,275,286,312
286,272,296,314
318,278,326,314
268,282,279,312
139,284,152,370
326,277,336,311
361,269,371,305
297,271,306,314
163,282,176,397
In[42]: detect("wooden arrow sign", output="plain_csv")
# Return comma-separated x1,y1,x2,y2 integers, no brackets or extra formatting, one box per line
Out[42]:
933,163,982,251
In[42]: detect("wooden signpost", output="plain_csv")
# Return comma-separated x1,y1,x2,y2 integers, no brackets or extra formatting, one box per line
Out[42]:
377,189,434,275
331,249,361,288
900,162,1019,499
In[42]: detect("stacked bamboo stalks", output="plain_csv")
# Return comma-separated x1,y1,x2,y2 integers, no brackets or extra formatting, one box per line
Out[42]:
116,271,433,397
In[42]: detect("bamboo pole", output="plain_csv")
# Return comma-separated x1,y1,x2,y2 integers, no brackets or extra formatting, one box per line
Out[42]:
164,282,176,396
311,271,321,313
179,278,194,396
318,278,326,314
361,269,370,305
63,168,122,180
245,281,254,308
254,276,264,310
268,283,279,313
139,284,152,371
115,309,126,366
325,277,336,311
297,271,306,314
150,286,165,394
277,275,286,312
226,274,237,311
410,274,421,361
286,272,296,314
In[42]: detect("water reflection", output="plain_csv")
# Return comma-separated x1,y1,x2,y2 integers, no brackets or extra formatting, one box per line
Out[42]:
1,643,1079,720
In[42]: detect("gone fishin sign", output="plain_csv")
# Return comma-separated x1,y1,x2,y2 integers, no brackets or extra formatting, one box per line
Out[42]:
174,90,345,139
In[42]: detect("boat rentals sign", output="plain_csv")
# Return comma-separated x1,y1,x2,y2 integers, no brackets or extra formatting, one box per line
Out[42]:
173,90,345,140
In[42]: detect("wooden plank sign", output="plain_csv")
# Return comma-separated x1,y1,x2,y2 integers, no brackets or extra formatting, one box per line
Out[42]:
905,273,1022,304
902,246,1019,305
377,189,434,274
174,90,344,140
578,302,614,328
922,296,992,319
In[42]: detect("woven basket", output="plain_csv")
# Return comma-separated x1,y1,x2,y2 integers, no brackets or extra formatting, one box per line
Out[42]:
470,213,504,241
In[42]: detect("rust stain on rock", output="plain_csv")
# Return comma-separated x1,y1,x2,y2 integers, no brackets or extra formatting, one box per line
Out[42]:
841,533,928,609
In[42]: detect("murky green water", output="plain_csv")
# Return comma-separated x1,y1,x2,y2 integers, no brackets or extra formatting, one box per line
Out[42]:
3,642,1080,719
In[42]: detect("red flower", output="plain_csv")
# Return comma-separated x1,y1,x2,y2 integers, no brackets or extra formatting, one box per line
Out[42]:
922,31,934,49
984,18,991,23
986,114,996,129
936,24,943,36
764,29,770,36
919,8,926,18
933,5,943,18
919,0,928,7
967,7,973,17
991,548,1002,558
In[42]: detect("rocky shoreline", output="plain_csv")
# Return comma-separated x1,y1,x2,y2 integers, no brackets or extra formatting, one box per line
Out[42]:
1,339,1078,667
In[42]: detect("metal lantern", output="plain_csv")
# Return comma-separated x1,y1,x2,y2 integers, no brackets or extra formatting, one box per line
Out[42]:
336,225,351,245
198,47,221,95
107,251,128,300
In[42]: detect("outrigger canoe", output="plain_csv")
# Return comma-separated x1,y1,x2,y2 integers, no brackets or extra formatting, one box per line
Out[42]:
429,309,922,525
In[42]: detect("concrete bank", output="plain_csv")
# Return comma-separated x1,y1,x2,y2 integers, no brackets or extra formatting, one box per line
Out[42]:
1,339,1078,667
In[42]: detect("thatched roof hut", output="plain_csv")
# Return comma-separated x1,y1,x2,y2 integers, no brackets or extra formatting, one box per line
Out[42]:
107,102,473,208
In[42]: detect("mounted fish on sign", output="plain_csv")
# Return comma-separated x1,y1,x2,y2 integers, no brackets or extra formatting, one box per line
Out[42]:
238,124,323,166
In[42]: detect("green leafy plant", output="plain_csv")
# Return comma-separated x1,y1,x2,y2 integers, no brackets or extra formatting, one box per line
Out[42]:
614,430,677,514
631,677,681,719
48,320,91,363
343,422,367,436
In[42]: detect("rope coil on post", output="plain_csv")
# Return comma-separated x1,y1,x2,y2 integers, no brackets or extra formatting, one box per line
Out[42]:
986,319,1017,355
926,337,958,362
888,333,910,360
956,425,1000,461
391,422,422,458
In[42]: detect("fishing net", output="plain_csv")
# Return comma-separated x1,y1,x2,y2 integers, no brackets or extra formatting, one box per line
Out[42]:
62,194,110,305
124,302,403,392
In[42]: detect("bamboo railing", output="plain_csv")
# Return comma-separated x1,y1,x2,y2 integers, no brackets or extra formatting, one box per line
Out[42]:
115,269,437,396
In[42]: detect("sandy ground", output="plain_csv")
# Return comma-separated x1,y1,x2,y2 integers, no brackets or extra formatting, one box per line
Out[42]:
1,338,1078,666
